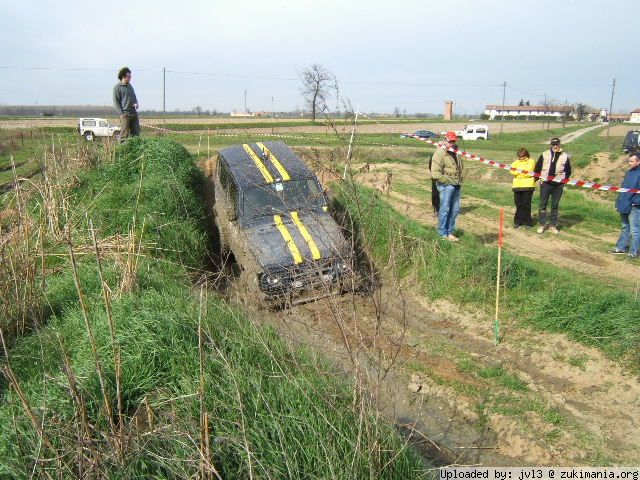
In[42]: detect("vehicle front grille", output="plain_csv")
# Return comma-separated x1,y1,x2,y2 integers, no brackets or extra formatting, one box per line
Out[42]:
259,258,352,296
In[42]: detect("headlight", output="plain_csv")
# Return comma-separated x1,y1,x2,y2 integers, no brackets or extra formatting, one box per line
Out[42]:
335,259,350,272
263,273,281,286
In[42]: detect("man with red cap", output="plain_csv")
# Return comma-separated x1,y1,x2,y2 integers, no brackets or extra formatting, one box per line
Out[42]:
431,131,464,241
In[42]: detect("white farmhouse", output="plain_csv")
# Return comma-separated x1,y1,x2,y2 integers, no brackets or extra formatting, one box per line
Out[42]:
630,109,640,123
484,104,573,120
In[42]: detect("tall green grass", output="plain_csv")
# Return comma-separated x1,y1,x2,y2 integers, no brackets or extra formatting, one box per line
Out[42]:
0,138,427,478
336,184,639,363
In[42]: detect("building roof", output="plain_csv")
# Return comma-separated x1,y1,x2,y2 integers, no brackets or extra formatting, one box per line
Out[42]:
485,104,573,113
631,109,640,114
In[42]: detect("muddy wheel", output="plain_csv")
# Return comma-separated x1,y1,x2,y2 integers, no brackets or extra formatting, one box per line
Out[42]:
215,219,229,256
235,262,270,310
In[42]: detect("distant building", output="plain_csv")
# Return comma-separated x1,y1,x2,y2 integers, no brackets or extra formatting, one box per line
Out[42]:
443,101,453,120
609,114,631,123
630,109,640,123
484,104,573,120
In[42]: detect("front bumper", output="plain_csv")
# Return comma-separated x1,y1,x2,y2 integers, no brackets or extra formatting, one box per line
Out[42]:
258,258,354,298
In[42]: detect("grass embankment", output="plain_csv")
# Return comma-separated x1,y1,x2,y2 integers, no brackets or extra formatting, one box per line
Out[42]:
336,184,639,363
0,138,426,478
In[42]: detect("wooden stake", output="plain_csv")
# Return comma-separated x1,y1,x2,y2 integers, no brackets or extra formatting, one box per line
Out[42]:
494,208,504,346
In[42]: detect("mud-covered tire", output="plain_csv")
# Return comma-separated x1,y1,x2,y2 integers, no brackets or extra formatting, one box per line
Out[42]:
237,263,271,310
215,218,229,257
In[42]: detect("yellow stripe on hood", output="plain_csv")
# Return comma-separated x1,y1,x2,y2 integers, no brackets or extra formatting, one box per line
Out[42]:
290,211,321,261
274,215,303,264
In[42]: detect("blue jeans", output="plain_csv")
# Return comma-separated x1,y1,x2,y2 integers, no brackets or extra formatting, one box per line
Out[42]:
436,183,461,237
615,207,640,255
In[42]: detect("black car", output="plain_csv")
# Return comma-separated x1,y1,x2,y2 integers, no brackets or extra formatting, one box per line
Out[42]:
400,130,439,139
622,130,640,154
213,141,357,307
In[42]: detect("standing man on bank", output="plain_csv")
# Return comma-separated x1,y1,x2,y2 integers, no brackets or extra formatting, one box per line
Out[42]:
113,67,140,140
611,152,640,258
534,137,571,234
431,131,464,241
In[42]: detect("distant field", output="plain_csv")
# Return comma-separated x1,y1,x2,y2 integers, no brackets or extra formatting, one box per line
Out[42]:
598,123,640,136
0,116,585,135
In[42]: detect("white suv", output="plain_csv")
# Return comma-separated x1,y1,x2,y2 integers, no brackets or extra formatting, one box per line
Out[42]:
77,118,121,141
460,124,489,140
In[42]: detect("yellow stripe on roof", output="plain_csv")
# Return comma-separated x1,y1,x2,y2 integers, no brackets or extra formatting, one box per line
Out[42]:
243,144,273,183
257,142,290,181
290,211,321,261
274,215,303,264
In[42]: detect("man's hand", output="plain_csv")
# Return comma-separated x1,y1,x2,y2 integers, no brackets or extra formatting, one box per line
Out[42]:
134,103,139,110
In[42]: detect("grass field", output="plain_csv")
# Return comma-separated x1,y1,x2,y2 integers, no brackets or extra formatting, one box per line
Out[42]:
2,118,638,471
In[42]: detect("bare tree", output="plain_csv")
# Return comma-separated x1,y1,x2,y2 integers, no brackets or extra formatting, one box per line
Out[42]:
299,64,337,122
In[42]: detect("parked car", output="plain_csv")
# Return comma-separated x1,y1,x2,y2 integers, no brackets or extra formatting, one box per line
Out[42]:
439,124,489,140
622,130,640,153
400,130,439,139
213,141,360,307
77,118,121,141
460,124,489,140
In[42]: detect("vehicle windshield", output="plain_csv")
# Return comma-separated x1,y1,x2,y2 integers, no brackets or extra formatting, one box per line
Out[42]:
242,179,326,218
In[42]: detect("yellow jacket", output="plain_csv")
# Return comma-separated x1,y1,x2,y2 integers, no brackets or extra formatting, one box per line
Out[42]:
510,157,536,190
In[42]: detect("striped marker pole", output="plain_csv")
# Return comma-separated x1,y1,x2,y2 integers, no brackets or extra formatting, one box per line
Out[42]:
494,208,504,346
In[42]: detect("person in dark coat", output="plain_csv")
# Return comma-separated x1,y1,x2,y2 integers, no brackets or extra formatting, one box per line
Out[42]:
611,152,640,258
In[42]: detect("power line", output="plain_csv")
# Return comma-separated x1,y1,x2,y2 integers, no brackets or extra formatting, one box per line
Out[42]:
0,65,552,89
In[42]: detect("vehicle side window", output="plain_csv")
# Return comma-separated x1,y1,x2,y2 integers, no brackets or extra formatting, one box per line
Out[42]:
82,120,96,127
476,128,486,133
218,159,238,214
467,128,473,133
99,121,107,127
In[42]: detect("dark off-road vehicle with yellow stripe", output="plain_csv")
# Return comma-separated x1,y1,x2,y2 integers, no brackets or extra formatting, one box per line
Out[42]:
213,141,356,306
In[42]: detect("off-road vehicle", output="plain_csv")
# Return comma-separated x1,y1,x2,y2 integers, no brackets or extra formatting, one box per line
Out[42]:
77,118,121,141
622,130,640,154
213,141,358,307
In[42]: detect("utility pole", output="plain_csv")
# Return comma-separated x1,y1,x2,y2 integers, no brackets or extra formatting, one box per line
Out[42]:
562,99,567,128
271,96,274,135
500,81,506,133
607,77,616,140
244,89,247,119
163,67,166,125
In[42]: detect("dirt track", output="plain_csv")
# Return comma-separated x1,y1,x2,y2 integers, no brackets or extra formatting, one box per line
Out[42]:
225,274,640,466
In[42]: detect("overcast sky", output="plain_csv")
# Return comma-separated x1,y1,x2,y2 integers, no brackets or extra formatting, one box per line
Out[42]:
1,0,638,115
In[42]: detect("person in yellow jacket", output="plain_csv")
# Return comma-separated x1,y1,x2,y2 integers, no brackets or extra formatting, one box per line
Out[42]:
510,148,536,228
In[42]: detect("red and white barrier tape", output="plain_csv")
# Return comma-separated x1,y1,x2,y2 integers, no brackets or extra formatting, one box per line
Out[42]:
139,121,422,150
409,135,640,194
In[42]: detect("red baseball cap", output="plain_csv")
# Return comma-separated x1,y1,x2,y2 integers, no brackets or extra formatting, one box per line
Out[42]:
444,131,458,141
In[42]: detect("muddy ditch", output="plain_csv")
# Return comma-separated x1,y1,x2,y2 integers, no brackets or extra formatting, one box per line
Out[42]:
199,158,527,466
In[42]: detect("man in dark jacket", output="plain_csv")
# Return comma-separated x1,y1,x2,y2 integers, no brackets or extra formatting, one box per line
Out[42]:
611,152,640,258
534,137,572,234
113,67,140,141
